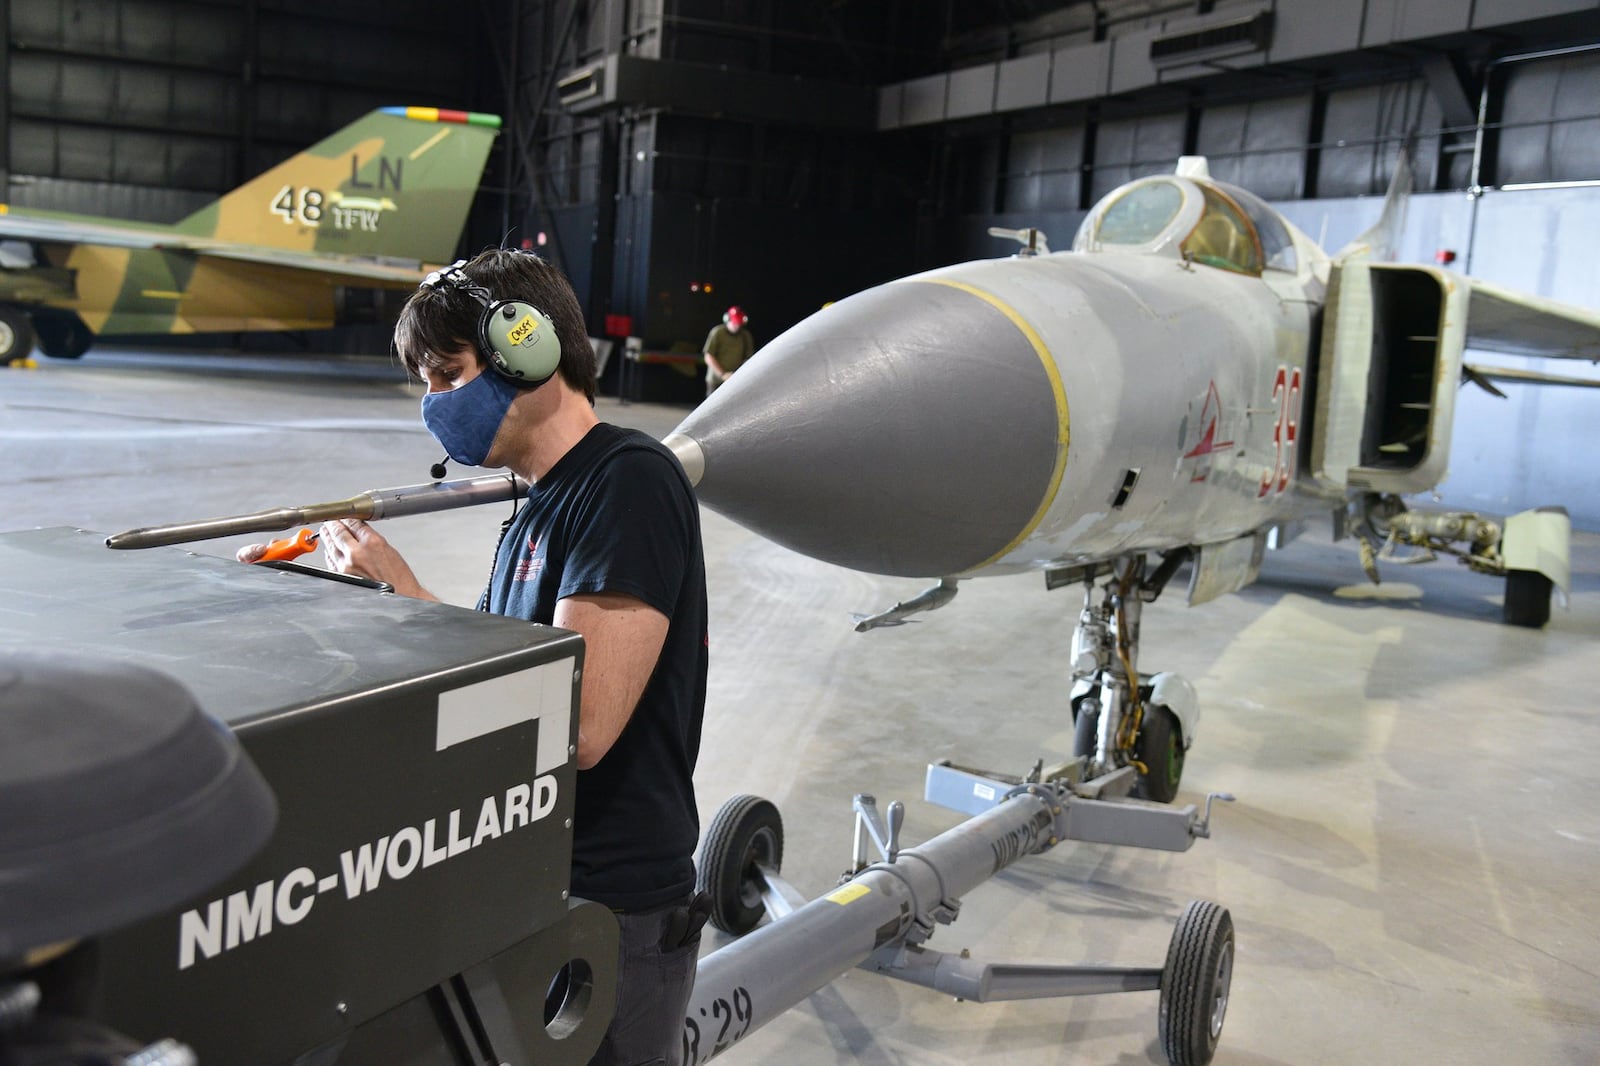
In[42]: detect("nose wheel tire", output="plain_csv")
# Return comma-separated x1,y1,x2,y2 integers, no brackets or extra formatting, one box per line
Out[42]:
1159,899,1234,1066
697,794,784,936
1133,704,1185,803
1070,694,1098,758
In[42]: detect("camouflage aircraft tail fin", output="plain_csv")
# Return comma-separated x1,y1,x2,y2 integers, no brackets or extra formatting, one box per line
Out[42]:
173,107,500,265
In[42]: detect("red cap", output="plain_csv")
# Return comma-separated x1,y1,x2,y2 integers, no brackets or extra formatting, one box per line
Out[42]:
724,306,747,328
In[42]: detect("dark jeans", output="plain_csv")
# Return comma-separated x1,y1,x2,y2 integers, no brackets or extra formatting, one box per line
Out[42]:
589,896,700,1066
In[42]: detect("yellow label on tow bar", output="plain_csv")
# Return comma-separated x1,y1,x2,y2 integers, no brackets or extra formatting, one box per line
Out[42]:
824,883,871,905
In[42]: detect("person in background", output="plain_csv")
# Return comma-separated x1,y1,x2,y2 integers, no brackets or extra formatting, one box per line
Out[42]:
702,306,754,397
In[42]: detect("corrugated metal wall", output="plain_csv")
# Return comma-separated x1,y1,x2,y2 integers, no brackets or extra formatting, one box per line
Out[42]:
4,0,489,230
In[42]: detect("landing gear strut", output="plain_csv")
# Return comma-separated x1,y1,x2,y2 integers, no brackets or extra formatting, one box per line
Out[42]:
1065,553,1197,803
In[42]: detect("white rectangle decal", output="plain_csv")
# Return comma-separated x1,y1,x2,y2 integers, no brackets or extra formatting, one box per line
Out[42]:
435,658,575,774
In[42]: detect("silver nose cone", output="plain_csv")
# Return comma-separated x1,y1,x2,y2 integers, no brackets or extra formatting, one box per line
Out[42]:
669,275,1066,577
664,432,704,486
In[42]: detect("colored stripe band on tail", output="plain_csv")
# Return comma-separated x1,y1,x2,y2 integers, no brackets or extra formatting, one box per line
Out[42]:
380,106,502,129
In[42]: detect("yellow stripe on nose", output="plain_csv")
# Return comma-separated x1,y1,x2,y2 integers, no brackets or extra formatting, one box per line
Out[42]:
920,277,1071,572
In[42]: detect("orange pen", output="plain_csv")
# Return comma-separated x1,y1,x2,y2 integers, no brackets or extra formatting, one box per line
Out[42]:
255,528,320,563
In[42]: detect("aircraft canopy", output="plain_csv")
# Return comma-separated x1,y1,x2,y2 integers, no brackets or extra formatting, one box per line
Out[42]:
1074,173,1297,277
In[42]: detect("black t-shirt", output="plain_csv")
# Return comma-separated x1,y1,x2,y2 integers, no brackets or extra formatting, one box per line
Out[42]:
484,423,708,911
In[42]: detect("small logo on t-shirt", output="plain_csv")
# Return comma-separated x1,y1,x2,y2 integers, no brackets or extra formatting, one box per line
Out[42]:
513,536,543,582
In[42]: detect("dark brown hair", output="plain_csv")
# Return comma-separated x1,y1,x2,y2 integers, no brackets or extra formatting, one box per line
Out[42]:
394,248,597,401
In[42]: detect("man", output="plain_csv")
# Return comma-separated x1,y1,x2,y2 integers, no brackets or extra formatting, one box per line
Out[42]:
240,248,708,1065
701,306,754,397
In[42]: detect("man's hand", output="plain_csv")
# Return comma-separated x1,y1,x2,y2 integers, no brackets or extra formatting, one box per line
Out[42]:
236,519,437,601
318,519,436,599
704,354,725,378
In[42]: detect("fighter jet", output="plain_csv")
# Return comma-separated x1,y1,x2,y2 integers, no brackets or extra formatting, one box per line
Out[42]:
0,106,500,363
663,154,1600,803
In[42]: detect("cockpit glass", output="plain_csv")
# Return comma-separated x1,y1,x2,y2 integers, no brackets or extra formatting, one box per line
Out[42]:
1214,181,1297,272
1095,180,1184,246
1181,184,1263,275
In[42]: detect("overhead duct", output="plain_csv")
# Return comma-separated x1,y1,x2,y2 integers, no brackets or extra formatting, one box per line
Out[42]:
559,55,876,131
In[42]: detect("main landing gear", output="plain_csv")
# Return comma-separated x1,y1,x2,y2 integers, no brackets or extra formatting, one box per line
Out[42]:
1349,494,1571,629
0,306,35,366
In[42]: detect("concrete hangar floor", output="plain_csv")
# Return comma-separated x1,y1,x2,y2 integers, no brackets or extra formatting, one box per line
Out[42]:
4,347,1597,1066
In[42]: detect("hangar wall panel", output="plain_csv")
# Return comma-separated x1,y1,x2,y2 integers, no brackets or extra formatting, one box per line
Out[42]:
995,53,1050,113
903,74,950,127
10,0,243,66
1197,95,1313,200
1319,79,1443,196
1003,127,1084,214
1107,26,1162,96
9,54,237,135
1497,50,1600,185
0,173,211,221
1361,0,1474,46
1090,111,1187,201
947,65,998,120
1047,40,1110,104
5,0,481,210
1474,0,1600,27
1269,0,1367,62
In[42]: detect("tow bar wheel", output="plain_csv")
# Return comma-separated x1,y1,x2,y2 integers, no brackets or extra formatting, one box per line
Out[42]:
1158,899,1234,1066
697,794,784,935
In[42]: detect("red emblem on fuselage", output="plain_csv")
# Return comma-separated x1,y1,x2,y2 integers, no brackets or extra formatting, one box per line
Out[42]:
1183,380,1235,482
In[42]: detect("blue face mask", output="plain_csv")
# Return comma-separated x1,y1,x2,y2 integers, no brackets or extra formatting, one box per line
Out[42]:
420,369,520,467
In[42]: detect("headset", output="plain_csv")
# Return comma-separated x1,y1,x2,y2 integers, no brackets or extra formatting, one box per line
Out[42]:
421,256,562,387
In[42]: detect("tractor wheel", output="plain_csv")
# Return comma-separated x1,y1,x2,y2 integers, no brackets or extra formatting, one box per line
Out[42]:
1159,900,1234,1066
697,794,784,935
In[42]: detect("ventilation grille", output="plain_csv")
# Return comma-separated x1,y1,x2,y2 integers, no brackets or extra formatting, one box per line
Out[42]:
1150,12,1273,66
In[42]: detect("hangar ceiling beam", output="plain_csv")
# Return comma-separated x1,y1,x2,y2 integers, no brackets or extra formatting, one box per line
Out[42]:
1420,51,1479,130
482,0,589,267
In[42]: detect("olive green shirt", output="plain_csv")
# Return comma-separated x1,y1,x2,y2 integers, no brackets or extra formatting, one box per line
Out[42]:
703,324,755,376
